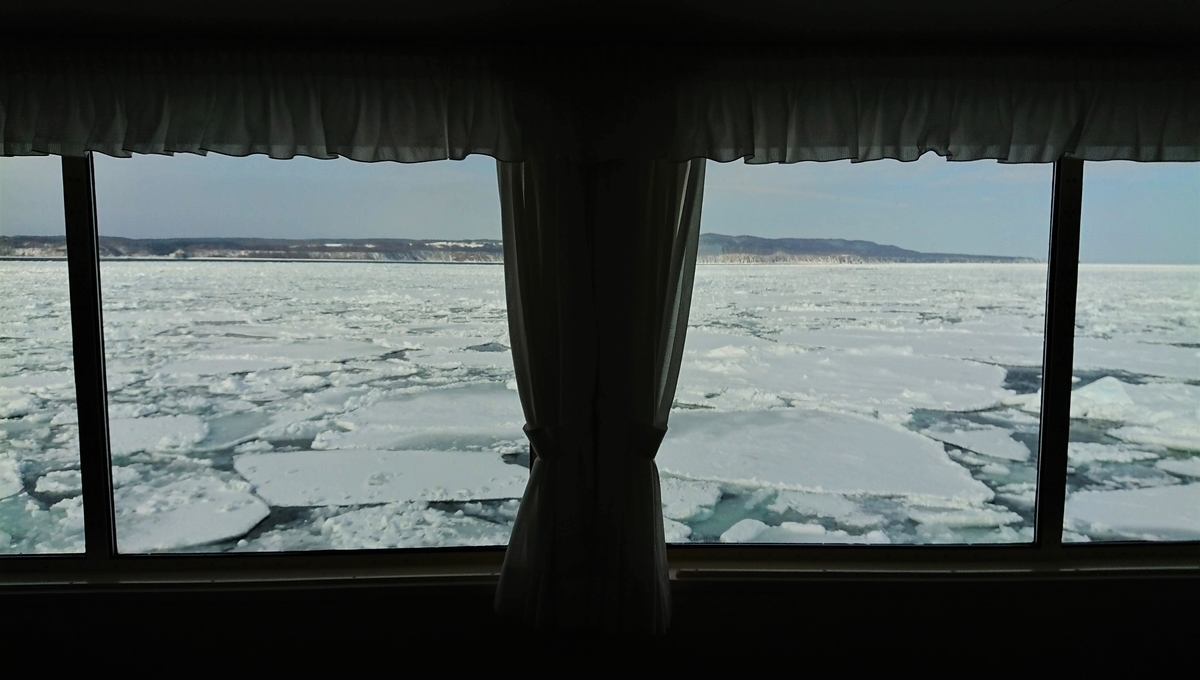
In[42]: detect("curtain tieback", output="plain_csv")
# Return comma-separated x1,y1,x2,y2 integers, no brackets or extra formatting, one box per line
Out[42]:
523,422,666,461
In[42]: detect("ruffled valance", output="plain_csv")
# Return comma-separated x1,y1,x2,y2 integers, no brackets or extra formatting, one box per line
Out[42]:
670,54,1200,163
2,47,1197,163
0,49,521,162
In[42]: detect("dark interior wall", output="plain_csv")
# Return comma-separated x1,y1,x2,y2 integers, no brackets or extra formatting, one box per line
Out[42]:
4,0,1199,45
4,574,1196,655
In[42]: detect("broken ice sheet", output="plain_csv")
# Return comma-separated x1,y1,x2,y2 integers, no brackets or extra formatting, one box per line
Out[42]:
922,425,1031,462
1065,483,1200,541
658,409,992,506
719,518,890,544
108,415,209,457
114,475,270,553
235,449,528,507
659,476,722,523
312,384,524,451
677,330,1012,418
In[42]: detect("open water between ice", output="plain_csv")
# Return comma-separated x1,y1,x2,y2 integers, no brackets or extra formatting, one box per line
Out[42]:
1,261,1196,553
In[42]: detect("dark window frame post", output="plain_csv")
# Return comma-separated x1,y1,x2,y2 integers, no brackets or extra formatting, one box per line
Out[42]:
1034,156,1084,552
63,153,117,564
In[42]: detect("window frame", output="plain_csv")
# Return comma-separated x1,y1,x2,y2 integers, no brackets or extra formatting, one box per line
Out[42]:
1,153,1197,587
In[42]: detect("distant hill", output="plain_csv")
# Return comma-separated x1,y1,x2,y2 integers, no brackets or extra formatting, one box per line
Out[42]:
697,234,1038,264
0,236,502,263
0,234,1036,264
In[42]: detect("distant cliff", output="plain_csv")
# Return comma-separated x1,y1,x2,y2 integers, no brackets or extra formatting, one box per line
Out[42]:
0,236,503,262
1,234,1037,264
696,234,1039,264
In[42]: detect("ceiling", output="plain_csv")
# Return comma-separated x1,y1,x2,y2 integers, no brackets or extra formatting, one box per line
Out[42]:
4,0,1197,46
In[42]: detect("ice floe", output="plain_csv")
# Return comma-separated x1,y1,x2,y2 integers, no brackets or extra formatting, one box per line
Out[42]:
1065,483,1200,541
1156,457,1200,478
658,409,992,505
108,415,209,457
659,476,722,522
1068,443,1158,465
676,331,1011,417
34,470,82,495
719,518,890,544
114,476,270,553
313,501,514,550
234,449,528,506
922,425,1031,462
312,384,524,450
0,454,21,499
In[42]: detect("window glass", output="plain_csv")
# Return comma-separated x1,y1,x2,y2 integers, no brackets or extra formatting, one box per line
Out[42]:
95,153,522,554
1062,162,1200,542
660,154,1052,544
0,156,85,554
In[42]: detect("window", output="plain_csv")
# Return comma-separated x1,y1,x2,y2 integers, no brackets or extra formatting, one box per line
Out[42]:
91,153,523,553
0,156,85,553
1060,162,1200,542
2,150,1195,577
660,155,1054,544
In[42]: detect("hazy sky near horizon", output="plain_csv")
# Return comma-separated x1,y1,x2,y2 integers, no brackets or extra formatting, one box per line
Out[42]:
1,152,1196,263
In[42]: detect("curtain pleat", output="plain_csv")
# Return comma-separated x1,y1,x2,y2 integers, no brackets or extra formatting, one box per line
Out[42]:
0,50,520,161
494,157,704,633
3,49,1196,163
669,55,1200,163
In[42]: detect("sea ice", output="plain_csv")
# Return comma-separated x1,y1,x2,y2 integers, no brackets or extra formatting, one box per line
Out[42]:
719,518,890,544
676,333,1011,416
906,505,1023,528
663,518,692,542
312,384,523,450
1067,376,1135,420
154,358,289,376
765,490,886,528
114,476,270,553
658,409,992,505
1010,379,1200,452
316,501,513,550
922,425,1031,462
659,476,722,522
1156,457,1200,478
0,372,74,390
1073,338,1200,382
108,415,209,457
775,323,1045,367
1068,443,1158,465
234,449,529,506
0,454,21,499
1065,483,1200,541
34,470,82,495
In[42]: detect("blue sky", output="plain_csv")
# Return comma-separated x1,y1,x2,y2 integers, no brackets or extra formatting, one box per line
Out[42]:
1,152,1195,263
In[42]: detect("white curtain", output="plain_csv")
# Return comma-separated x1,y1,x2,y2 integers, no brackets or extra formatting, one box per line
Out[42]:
669,54,1199,163
4,49,1195,163
0,49,520,161
493,158,704,633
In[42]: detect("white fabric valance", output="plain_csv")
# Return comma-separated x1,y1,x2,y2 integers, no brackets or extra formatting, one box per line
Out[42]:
670,55,1199,164
0,49,521,162
2,48,1196,163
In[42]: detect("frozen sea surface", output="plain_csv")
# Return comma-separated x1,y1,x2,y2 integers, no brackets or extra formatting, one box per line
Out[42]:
1,261,1195,552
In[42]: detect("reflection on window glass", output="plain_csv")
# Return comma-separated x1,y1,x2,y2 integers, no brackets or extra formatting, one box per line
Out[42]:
94,153,522,553
1062,162,1200,543
660,154,1052,544
0,156,85,554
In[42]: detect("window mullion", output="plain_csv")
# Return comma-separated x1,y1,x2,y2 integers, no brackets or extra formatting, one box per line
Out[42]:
62,153,117,564
1033,157,1084,552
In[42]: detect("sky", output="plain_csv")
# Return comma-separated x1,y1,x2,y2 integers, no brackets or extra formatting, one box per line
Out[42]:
1,152,1196,263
